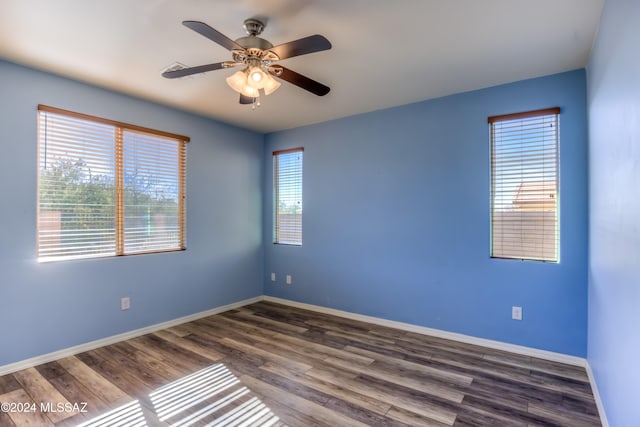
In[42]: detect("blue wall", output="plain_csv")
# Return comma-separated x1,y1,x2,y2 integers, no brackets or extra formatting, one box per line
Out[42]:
0,60,264,367
587,0,640,425
264,70,589,356
0,57,591,368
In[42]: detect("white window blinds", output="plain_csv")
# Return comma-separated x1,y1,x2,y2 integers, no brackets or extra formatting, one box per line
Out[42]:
122,130,186,254
38,105,188,262
489,108,560,262
273,148,303,245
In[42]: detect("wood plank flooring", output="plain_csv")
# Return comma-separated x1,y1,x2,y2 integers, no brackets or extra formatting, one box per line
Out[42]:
0,301,601,426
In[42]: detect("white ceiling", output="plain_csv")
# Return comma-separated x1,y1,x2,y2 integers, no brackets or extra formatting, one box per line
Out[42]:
0,0,604,133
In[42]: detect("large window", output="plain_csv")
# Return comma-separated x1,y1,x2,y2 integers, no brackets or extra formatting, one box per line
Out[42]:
273,148,303,245
37,105,188,262
489,108,560,262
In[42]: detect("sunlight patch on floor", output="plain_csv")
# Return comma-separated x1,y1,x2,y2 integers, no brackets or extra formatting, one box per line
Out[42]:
75,400,146,427
76,363,280,426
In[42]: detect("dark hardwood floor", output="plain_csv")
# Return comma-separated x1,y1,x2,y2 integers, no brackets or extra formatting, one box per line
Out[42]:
0,301,601,426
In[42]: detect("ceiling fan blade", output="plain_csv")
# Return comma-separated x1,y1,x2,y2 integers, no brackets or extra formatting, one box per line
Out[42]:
162,62,226,79
273,66,330,96
268,35,331,60
182,21,244,51
239,94,255,104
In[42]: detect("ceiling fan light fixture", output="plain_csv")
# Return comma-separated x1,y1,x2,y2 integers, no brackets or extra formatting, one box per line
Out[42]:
263,75,281,95
246,66,270,90
226,69,259,97
249,67,265,82
226,69,246,91
240,85,260,98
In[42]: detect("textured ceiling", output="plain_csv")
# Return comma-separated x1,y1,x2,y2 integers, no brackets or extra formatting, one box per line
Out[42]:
0,0,604,133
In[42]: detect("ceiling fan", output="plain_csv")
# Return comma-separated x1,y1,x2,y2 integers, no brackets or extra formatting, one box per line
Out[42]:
162,19,332,108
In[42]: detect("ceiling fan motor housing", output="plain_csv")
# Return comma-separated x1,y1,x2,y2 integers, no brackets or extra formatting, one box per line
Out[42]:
234,36,273,51
235,19,274,54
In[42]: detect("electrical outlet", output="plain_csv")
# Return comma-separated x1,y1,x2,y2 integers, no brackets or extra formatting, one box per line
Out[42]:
512,306,522,320
121,297,130,311
271,272,276,282
286,275,292,285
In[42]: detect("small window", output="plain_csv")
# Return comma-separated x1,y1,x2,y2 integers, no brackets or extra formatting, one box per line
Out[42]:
273,148,303,245
37,105,188,262
489,108,560,262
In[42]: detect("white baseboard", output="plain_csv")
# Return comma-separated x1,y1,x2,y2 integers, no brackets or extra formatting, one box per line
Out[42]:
585,361,610,427
0,296,262,377
263,295,587,367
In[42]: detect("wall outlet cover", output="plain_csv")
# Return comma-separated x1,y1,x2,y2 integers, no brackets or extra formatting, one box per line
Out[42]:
512,306,523,320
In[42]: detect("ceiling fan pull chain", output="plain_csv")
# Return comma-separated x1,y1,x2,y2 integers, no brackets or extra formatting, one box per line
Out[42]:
252,96,261,110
